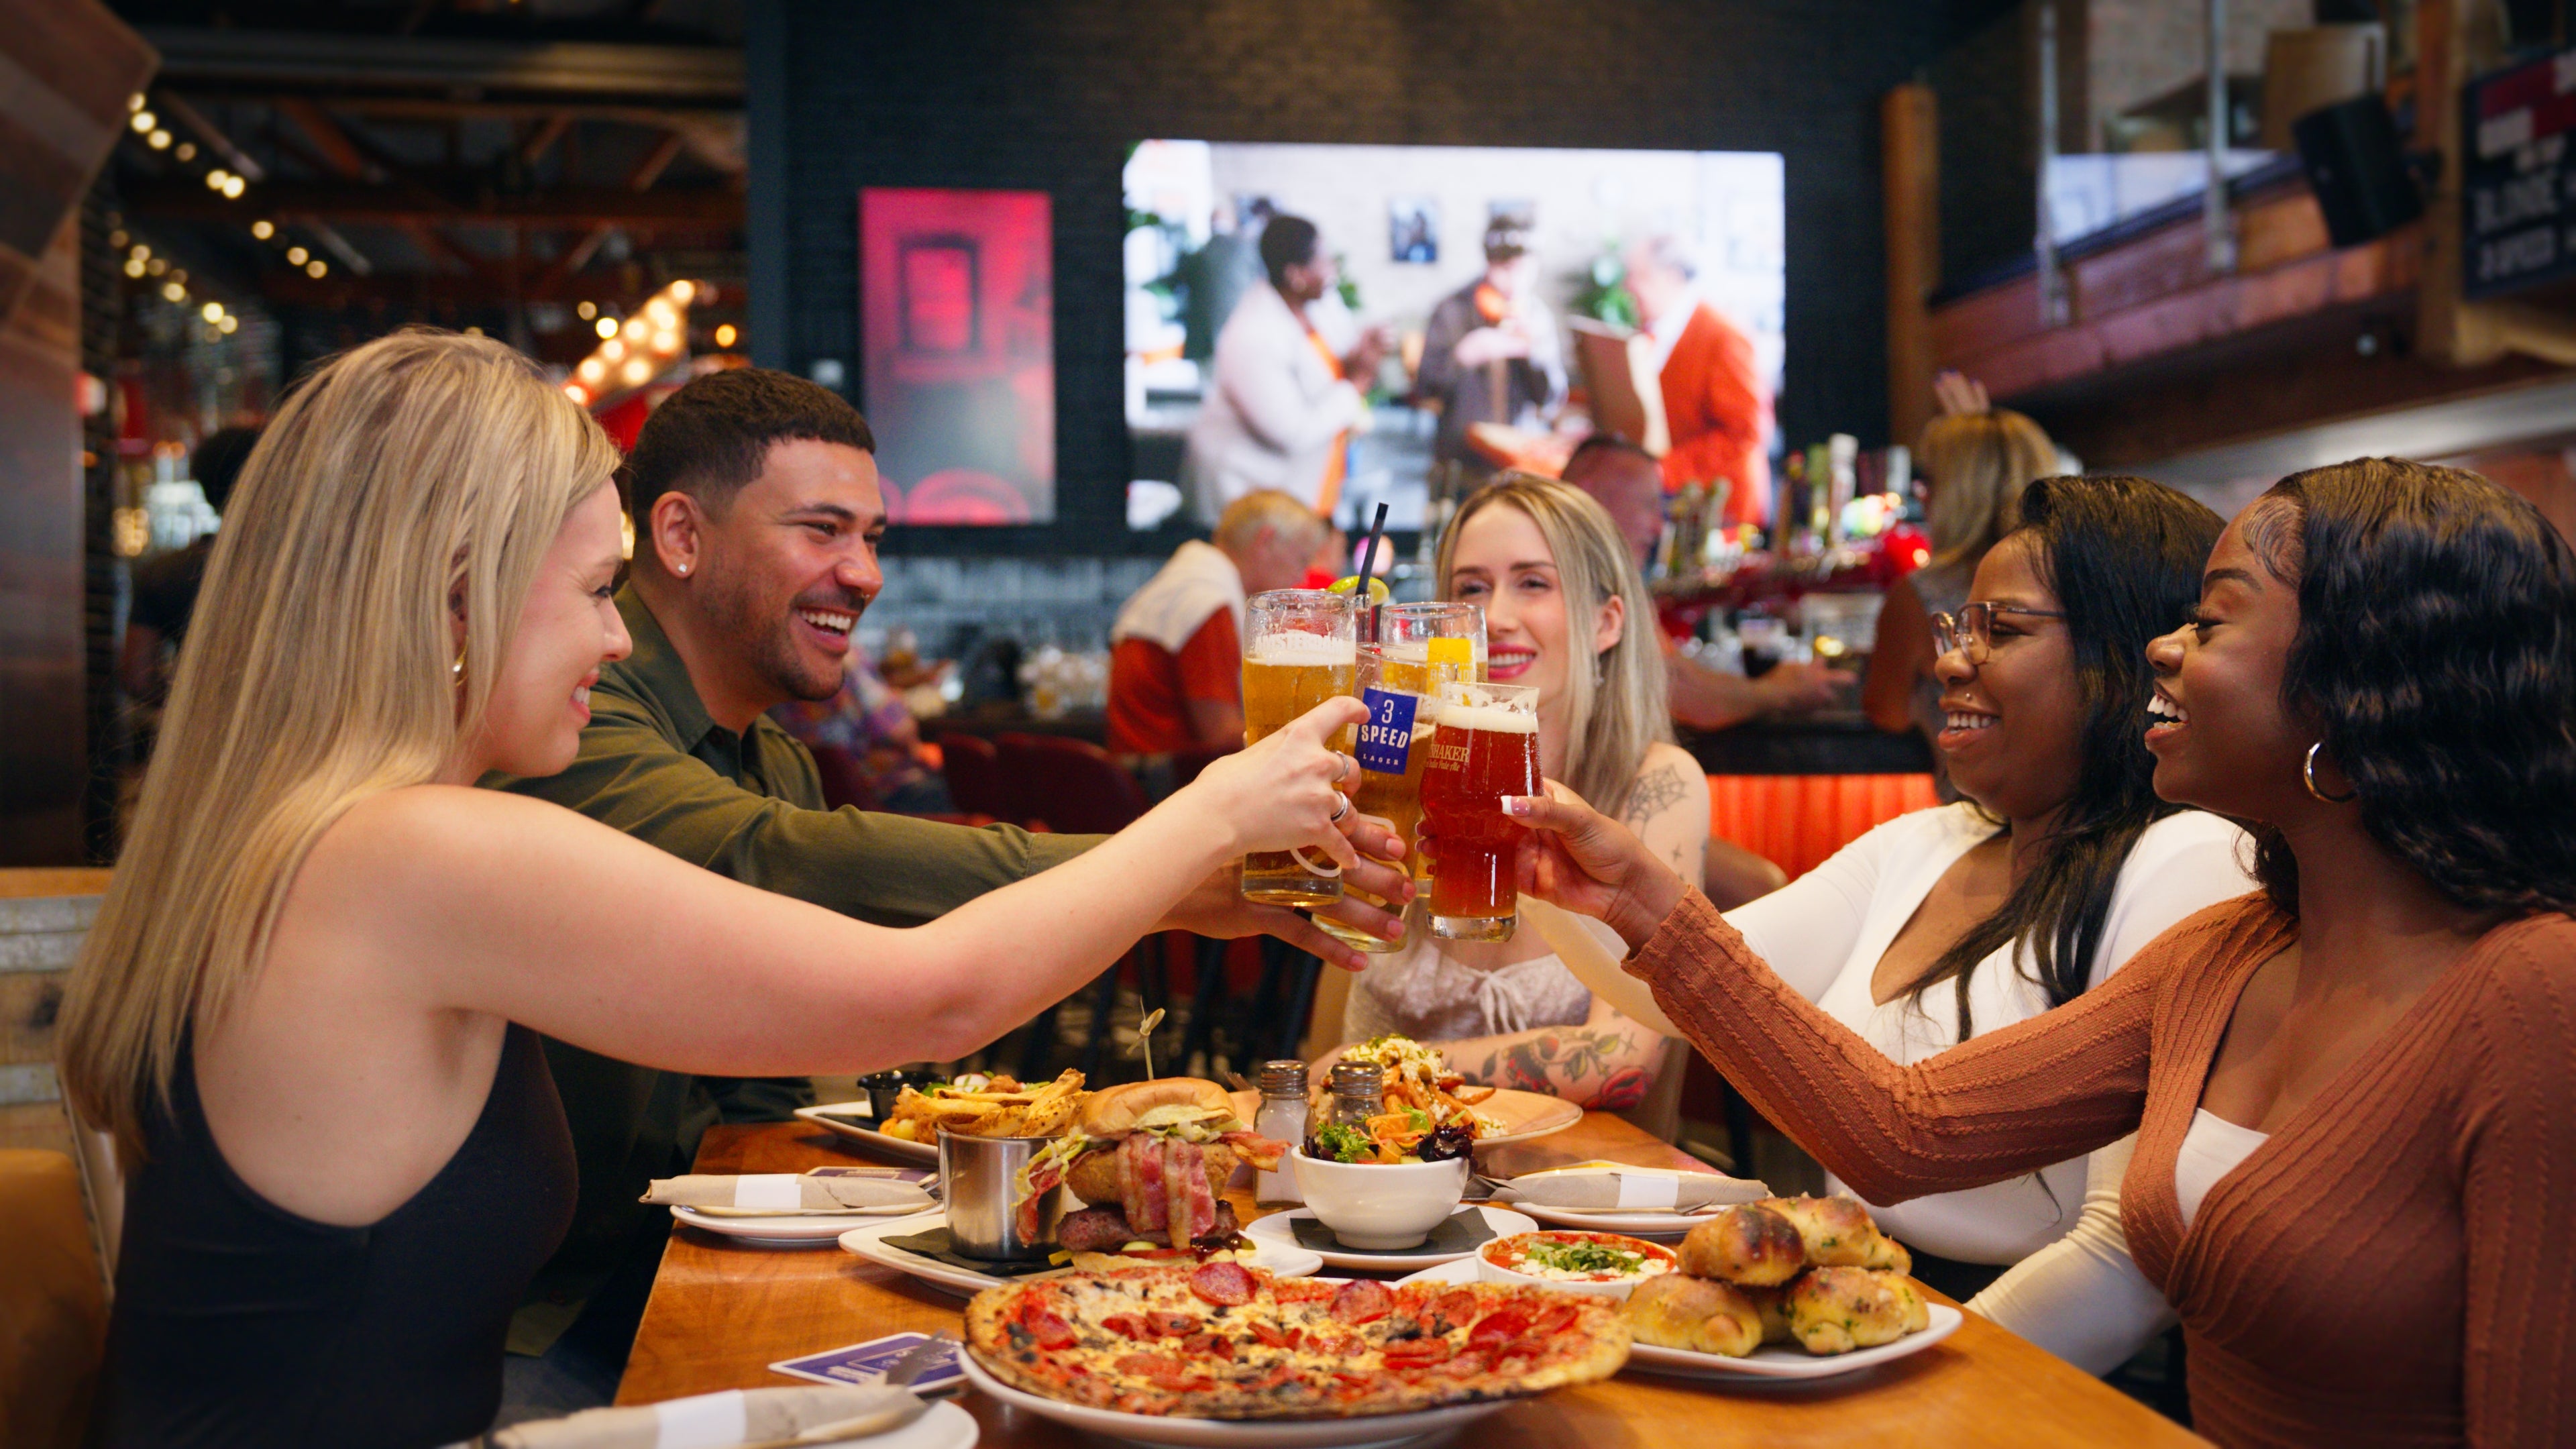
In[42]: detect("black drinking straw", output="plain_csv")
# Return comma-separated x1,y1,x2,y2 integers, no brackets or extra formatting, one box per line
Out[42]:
1357,501,1390,628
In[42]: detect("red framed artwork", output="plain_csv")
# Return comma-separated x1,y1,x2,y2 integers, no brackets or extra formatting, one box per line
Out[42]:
859,187,1055,525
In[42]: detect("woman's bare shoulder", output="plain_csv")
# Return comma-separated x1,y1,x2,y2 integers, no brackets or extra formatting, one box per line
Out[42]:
1622,744,1709,827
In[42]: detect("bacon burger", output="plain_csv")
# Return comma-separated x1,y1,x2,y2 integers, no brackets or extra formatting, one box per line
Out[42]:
1015,1078,1287,1252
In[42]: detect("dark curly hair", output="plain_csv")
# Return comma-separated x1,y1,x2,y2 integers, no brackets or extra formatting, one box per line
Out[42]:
1909,474,2226,1036
2239,458,2576,917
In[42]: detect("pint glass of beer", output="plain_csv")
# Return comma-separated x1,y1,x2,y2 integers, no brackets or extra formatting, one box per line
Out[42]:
1309,644,1429,955
1377,602,1485,888
1417,681,1538,941
1239,589,1356,907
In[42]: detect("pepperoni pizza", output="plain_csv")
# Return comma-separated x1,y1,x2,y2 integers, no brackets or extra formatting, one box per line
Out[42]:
964,1262,1630,1418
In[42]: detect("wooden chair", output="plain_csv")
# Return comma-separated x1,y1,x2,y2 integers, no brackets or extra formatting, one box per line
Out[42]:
934,733,1015,824
0,1149,109,1448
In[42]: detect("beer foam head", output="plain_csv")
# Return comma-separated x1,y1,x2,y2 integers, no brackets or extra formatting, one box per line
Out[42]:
1440,702,1538,735
1250,632,1356,667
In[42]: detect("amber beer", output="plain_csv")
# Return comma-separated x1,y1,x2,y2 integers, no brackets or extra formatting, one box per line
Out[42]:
1239,590,1356,907
1417,682,1539,941
1377,602,1486,890
1310,647,1432,955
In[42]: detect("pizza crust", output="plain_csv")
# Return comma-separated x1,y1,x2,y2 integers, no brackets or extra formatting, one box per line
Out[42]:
966,1267,1630,1419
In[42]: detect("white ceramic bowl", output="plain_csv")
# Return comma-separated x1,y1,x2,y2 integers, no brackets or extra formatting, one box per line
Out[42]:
1290,1148,1469,1250
1474,1229,1678,1301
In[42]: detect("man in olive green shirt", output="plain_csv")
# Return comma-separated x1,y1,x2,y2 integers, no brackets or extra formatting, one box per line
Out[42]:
492,370,1403,1414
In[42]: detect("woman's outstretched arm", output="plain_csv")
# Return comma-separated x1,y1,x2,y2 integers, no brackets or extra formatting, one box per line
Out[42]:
1509,786,2173,1203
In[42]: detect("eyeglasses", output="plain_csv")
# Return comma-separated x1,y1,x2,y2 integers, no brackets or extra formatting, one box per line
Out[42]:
1929,601,2067,665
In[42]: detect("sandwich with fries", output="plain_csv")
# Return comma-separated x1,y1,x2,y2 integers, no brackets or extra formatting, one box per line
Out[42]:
1012,1078,1289,1254
880,1069,1087,1142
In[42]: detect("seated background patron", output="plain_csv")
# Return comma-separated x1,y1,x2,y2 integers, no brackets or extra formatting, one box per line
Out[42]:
1109,489,1326,759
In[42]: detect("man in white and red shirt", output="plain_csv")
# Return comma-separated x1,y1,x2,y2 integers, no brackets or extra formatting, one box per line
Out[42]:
1108,490,1325,757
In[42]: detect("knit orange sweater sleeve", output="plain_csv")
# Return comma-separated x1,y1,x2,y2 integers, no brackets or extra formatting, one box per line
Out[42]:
1626,888,2168,1204
2458,918,2576,1445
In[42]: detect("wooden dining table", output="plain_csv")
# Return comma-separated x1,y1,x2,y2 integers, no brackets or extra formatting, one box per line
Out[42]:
621,1116,2209,1447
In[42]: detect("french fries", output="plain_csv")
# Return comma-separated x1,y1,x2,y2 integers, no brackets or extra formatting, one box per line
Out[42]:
885,1069,1086,1140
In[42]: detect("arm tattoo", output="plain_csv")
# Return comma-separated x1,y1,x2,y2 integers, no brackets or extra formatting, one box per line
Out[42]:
1623,763,1688,828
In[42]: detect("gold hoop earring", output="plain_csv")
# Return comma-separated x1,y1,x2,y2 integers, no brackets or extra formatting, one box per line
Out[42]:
451,652,466,684
2303,742,2357,804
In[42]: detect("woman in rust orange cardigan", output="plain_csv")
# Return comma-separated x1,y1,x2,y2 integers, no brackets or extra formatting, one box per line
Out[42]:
1507,457,2576,1448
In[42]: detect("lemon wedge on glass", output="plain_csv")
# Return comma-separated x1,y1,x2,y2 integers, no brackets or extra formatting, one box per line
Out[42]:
1326,575,1392,606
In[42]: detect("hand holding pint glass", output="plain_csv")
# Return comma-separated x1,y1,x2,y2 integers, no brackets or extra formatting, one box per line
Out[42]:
1309,602,1482,955
1418,681,1540,941
1240,590,1358,908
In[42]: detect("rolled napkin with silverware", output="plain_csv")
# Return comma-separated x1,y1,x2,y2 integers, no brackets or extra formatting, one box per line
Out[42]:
643,1173,933,1217
492,1385,926,1448
1491,1165,1771,1213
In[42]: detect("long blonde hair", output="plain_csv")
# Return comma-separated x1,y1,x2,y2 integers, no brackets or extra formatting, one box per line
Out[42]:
60,329,619,1156
1917,408,2055,566
1437,474,1672,816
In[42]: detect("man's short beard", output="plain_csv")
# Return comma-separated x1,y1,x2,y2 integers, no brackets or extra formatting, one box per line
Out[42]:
699,569,847,706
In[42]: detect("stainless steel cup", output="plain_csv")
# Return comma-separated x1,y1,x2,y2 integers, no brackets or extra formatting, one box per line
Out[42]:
937,1127,1066,1261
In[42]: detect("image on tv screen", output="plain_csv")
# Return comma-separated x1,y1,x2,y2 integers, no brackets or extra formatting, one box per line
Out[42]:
1122,142,1783,533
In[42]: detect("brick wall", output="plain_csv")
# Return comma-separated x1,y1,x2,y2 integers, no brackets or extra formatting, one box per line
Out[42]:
751,0,1953,559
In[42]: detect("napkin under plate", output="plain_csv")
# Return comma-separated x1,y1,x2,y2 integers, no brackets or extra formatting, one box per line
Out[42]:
645,1174,932,1216
1492,1165,1769,1212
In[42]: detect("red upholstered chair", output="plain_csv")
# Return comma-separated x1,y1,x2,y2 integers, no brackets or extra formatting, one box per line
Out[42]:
935,733,1015,824
991,733,1167,1079
805,743,880,812
995,733,1150,835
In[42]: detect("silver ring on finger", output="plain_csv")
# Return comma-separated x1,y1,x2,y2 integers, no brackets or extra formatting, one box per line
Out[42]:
1329,794,1350,823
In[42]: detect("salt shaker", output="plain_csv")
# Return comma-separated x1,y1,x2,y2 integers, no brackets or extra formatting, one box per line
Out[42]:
1253,1059,1310,1205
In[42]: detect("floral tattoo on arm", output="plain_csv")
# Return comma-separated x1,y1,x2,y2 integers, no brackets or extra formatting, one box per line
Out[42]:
1468,1027,1651,1112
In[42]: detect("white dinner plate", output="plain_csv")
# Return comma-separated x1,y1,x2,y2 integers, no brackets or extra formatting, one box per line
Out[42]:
1240,1206,1538,1273
796,1099,941,1165
1395,1258,1964,1381
670,1201,935,1246
957,1350,1509,1448
852,1399,980,1449
841,1212,1326,1298
1503,1165,1729,1237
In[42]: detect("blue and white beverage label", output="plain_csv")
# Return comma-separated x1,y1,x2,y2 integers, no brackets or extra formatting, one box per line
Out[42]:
1354,687,1419,775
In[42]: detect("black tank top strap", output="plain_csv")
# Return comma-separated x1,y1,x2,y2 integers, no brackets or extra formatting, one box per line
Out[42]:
91,1022,576,1448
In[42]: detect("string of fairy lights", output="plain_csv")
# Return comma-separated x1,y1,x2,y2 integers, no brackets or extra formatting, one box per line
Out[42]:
117,89,333,341
114,90,744,387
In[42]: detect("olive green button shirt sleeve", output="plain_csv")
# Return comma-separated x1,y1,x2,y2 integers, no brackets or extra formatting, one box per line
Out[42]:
508,690,1096,928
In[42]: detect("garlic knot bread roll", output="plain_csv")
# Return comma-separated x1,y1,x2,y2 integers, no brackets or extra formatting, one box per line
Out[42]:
1756,1195,1881,1267
1677,1203,1805,1286
1784,1267,1930,1355
1862,1230,1912,1275
1621,1273,1764,1358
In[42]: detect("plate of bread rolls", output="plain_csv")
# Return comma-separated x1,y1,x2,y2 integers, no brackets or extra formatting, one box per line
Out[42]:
1399,1195,1960,1381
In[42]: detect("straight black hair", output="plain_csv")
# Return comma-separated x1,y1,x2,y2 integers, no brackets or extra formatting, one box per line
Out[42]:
1908,474,2227,1036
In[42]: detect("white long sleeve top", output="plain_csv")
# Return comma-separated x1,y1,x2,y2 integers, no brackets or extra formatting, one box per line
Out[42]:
1724,803,2254,1371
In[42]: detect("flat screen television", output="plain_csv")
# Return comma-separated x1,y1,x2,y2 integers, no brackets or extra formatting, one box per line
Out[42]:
1121,142,1784,533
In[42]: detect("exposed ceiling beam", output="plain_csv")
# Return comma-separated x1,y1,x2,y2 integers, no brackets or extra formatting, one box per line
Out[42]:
275,98,376,182
520,113,574,168
256,270,663,310
139,27,744,107
154,91,266,182
306,221,376,277
127,178,743,227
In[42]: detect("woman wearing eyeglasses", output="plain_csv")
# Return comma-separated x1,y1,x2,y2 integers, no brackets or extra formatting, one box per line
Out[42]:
1682,475,2253,1372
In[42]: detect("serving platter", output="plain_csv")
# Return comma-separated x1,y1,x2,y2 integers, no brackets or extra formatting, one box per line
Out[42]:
795,1099,941,1165
1240,1206,1538,1273
1395,1258,1964,1381
1225,1087,1581,1149
957,1350,1510,1449
841,1212,1325,1298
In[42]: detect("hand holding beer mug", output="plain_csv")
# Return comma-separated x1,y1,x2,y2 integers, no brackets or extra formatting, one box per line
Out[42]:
1183,694,1371,885
1240,590,1358,907
1418,681,1540,941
